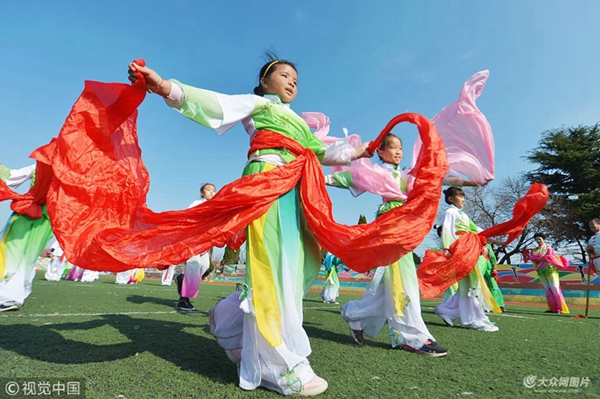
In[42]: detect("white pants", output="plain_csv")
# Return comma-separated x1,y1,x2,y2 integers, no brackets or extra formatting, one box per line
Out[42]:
342,255,434,349
115,270,131,285
80,269,100,282
0,267,36,306
210,291,315,395
179,253,210,298
434,266,495,329
45,257,66,281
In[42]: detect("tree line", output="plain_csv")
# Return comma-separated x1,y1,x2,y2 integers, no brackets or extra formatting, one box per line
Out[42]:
464,123,600,264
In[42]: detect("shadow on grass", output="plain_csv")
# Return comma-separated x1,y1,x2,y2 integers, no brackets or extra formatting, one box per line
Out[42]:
311,308,342,316
126,294,176,308
303,298,326,304
0,314,237,384
303,322,391,350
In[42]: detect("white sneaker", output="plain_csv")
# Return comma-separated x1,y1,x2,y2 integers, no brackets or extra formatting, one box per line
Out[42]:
0,303,19,312
296,376,328,396
469,324,499,332
434,308,454,327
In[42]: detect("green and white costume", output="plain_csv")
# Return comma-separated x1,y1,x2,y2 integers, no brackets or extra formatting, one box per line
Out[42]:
165,81,356,395
434,205,498,330
331,163,438,349
0,164,54,309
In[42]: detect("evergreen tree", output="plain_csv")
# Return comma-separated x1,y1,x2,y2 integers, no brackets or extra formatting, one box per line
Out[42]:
525,123,600,225
222,246,240,265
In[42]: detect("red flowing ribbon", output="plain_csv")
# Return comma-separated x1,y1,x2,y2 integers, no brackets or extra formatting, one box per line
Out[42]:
26,64,449,272
366,114,411,156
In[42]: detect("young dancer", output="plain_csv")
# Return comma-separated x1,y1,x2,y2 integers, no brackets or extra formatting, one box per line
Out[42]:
128,57,372,396
45,240,67,282
115,268,144,285
161,266,175,286
586,218,600,279
434,187,503,331
114,270,130,285
65,265,84,281
328,134,467,356
80,268,100,283
522,233,569,314
174,183,217,311
63,264,99,282
0,163,54,312
320,253,343,304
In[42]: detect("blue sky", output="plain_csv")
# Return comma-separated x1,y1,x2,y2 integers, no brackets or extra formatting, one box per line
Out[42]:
1,1,598,257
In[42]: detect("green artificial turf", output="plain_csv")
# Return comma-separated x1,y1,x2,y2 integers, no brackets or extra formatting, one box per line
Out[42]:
0,273,598,398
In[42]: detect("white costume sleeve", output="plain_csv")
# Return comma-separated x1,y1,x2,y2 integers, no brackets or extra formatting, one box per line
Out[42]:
7,164,36,188
187,198,206,209
590,234,600,255
441,207,460,249
442,175,466,187
321,139,357,166
166,82,356,166
165,80,257,135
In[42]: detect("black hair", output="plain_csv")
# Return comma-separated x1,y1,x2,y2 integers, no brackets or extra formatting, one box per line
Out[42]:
253,50,297,96
433,224,443,237
377,133,402,161
443,187,465,205
200,183,215,196
533,233,546,240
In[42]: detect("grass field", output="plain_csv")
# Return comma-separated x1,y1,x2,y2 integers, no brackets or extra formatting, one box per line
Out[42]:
0,273,598,398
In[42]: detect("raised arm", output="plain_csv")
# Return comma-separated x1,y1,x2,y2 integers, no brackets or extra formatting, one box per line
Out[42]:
128,62,172,97
2,164,36,188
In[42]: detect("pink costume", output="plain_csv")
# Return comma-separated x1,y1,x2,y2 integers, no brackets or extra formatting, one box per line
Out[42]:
524,246,569,314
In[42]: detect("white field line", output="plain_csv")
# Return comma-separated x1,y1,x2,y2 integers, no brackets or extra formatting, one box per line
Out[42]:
555,319,586,325
495,313,537,319
0,311,183,318
421,305,538,320
2,306,335,318
44,283,235,294
304,306,341,310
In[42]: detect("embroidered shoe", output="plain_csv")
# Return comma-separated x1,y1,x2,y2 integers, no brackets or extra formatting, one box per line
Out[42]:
0,303,18,312
403,340,448,357
349,327,364,345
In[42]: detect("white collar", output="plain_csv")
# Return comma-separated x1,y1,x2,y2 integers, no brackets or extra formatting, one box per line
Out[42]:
263,94,290,107
382,162,401,172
